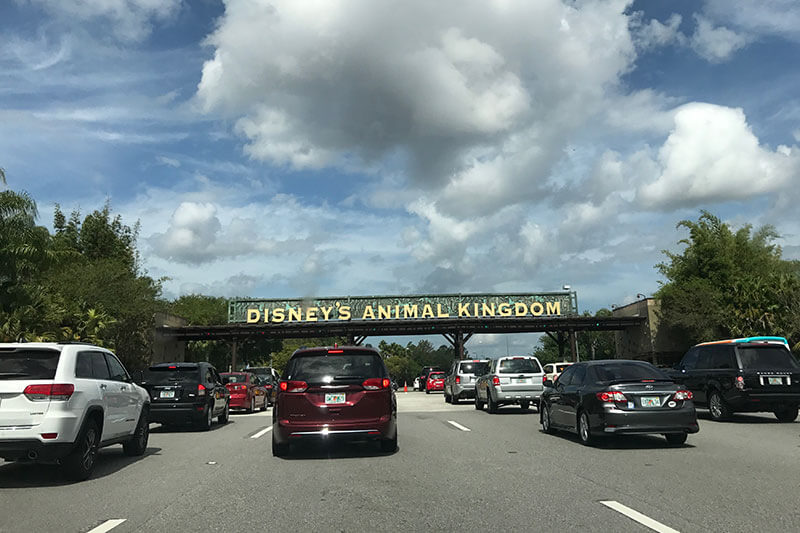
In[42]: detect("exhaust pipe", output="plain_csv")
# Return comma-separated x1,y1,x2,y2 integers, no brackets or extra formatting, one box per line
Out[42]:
27,450,39,460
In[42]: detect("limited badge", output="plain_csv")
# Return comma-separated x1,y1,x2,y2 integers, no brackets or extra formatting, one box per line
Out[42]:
667,400,677,408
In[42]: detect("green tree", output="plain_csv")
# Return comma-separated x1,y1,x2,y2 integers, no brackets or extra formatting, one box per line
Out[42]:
656,211,800,349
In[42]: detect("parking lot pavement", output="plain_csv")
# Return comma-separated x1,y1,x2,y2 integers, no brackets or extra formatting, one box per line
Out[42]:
1,394,799,532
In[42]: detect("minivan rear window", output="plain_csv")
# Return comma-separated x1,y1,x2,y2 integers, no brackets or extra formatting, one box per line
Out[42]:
498,358,541,373
738,346,800,370
0,349,60,380
459,362,489,375
142,366,201,385
285,353,386,383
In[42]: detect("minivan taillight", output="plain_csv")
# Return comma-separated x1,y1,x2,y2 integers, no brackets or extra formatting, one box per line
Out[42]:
197,384,206,396
280,380,308,393
363,378,391,390
23,384,75,401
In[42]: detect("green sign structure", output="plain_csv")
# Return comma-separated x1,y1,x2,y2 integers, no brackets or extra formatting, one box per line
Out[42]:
228,292,575,324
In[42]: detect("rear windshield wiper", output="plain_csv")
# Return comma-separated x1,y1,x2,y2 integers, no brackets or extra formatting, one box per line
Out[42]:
332,375,364,381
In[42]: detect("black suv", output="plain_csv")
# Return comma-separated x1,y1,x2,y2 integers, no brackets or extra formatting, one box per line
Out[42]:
137,362,230,430
668,337,800,422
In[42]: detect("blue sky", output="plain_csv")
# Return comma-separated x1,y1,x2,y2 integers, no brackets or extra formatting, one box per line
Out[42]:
2,0,799,356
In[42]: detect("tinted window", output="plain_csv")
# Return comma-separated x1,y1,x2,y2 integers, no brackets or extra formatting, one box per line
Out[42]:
105,354,129,382
556,365,575,385
591,362,670,382
429,372,445,379
571,365,587,386
681,348,699,370
458,362,489,375
75,352,93,378
710,346,735,369
223,373,247,383
285,352,387,383
556,364,571,373
143,365,201,385
498,358,541,373
696,348,712,370
738,346,800,370
0,348,60,380
91,352,111,380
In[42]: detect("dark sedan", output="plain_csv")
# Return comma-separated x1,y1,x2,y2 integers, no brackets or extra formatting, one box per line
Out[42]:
540,360,699,446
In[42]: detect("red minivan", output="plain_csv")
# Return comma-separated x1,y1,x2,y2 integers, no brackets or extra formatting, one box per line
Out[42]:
272,346,397,456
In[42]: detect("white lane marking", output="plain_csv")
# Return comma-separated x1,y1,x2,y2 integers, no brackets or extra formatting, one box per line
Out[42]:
86,519,126,533
250,426,273,439
600,501,680,533
446,420,471,432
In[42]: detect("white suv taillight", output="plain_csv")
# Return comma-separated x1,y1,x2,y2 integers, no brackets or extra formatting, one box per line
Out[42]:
23,384,75,401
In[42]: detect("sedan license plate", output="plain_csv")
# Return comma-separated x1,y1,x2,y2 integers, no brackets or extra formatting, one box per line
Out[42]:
768,377,783,385
325,393,346,404
159,390,175,399
640,396,661,407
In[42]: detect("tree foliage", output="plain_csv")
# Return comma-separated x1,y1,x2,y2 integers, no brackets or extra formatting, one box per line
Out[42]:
656,211,800,349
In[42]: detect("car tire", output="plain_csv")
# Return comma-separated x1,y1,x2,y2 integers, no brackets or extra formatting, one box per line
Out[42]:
218,401,230,424
261,396,268,412
425,388,430,394
541,403,555,434
577,411,595,446
272,431,289,457
664,433,687,446
487,391,498,414
475,393,484,410
247,397,255,414
444,391,451,403
63,418,100,481
197,404,213,431
380,432,398,453
708,390,732,421
122,409,149,456
774,406,799,423
452,394,459,404
520,401,530,411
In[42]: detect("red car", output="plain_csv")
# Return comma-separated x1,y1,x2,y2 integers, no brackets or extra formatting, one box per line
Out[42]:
426,371,445,394
221,372,268,413
272,346,398,456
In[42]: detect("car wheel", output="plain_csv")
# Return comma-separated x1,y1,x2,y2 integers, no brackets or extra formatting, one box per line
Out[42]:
520,401,530,411
444,391,451,403
487,391,498,414
197,404,213,431
774,406,799,423
218,401,230,424
425,388,430,394
380,432,398,453
247,397,255,414
452,393,459,404
123,409,149,456
578,411,595,446
664,433,687,446
272,431,289,457
261,396,268,412
541,403,555,434
708,391,731,421
63,419,100,481
475,393,484,410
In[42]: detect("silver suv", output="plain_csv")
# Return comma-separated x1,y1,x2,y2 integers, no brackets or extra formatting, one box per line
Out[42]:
475,356,544,413
0,342,150,480
444,359,490,404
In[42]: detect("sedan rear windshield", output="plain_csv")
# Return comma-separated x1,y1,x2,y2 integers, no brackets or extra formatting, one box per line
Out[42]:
429,373,445,379
738,346,800,370
459,362,489,375
0,349,60,380
142,366,201,385
591,362,669,382
498,358,541,373
222,373,247,383
285,353,386,383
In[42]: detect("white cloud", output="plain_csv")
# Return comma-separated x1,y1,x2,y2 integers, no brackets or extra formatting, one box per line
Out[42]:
156,155,180,168
690,15,750,63
631,13,684,49
637,103,800,209
704,0,800,43
27,0,181,42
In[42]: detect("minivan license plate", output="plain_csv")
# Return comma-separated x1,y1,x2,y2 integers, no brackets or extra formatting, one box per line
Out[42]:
640,396,660,407
325,393,346,404
160,390,175,399
768,377,783,385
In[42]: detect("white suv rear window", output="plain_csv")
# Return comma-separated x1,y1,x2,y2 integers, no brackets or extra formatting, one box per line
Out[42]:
0,348,60,380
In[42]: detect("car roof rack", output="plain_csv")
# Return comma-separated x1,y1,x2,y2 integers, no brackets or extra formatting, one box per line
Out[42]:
56,341,96,345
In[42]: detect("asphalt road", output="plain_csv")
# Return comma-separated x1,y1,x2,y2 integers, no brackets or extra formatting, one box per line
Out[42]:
1,393,799,532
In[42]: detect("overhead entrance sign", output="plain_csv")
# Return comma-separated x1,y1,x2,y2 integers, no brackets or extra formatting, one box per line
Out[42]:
228,292,576,324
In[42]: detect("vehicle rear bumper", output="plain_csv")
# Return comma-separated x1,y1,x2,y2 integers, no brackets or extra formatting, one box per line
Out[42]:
725,391,800,412
0,439,74,462
494,389,542,403
149,402,206,425
274,416,396,444
228,396,250,408
452,383,476,397
595,407,699,435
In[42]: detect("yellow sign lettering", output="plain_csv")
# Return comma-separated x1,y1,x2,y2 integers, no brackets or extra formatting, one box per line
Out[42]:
362,306,375,319
531,302,544,316
458,303,471,317
403,304,418,318
546,301,561,315
422,304,434,318
320,306,333,320
306,307,318,322
514,303,527,317
246,309,260,323
287,307,301,322
498,303,512,317
272,308,285,323
482,303,496,317
436,304,450,318
339,305,351,320
378,305,392,319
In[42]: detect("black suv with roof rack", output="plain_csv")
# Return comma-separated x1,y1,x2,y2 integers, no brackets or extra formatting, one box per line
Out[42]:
667,337,800,422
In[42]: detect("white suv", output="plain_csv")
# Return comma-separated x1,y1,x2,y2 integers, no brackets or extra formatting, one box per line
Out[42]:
0,342,150,480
